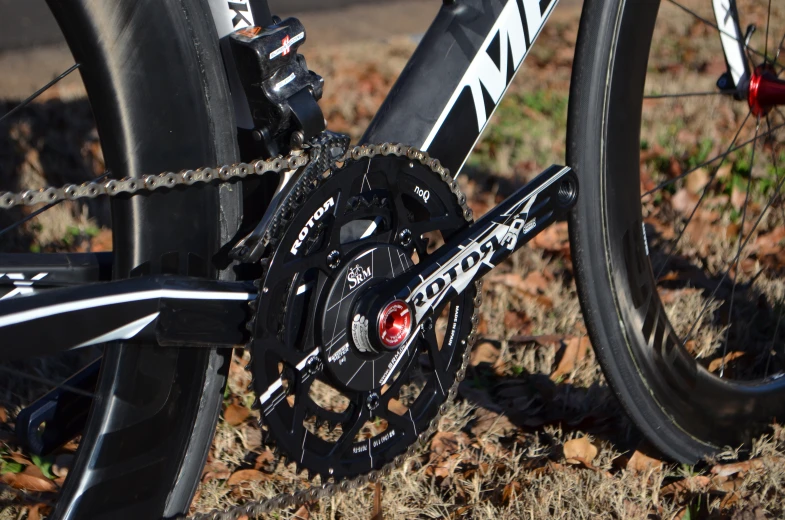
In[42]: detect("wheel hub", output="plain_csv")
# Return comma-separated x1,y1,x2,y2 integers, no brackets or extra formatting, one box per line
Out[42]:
748,64,785,116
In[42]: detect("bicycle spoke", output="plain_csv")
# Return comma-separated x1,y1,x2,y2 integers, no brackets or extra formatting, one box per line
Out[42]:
666,0,781,71
681,149,785,350
652,111,752,280
719,118,760,377
642,116,784,197
0,64,80,125
0,364,95,398
764,114,784,379
765,0,772,61
776,31,785,65
644,90,738,99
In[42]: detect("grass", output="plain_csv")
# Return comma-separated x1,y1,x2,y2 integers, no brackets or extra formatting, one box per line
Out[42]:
3,0,785,518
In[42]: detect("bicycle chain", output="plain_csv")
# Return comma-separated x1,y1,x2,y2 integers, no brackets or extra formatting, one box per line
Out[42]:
0,142,482,520
0,154,309,209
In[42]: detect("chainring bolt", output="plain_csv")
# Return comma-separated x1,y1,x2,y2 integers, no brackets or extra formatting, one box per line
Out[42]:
398,228,413,247
366,392,380,411
327,250,341,269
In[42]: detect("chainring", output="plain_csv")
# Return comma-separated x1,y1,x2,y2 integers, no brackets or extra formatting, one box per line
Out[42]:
250,143,479,482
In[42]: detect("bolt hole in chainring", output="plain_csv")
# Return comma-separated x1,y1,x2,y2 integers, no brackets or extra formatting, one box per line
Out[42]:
252,152,476,481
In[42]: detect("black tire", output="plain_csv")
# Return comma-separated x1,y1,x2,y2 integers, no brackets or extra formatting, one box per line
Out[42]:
568,0,785,463
43,1,241,518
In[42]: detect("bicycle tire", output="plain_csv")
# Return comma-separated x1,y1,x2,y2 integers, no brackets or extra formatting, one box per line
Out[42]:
568,0,785,463
42,1,240,518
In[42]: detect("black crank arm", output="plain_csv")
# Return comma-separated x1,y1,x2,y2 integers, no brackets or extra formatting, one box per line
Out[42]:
0,276,256,360
399,164,577,323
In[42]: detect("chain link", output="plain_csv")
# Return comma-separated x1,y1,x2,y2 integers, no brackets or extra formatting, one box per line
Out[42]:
0,154,309,210
0,140,479,520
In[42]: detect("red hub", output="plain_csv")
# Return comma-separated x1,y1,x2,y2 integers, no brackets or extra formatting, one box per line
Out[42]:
377,300,412,349
748,65,785,117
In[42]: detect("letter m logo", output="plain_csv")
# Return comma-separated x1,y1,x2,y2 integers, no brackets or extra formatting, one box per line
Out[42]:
228,1,251,28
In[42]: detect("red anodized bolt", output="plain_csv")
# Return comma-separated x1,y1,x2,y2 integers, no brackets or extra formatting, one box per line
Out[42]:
377,300,412,349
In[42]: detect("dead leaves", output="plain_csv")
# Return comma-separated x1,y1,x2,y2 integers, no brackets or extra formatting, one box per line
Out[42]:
550,336,590,382
227,469,268,486
626,450,663,474
224,401,251,426
1,470,57,493
563,436,598,466
470,342,501,367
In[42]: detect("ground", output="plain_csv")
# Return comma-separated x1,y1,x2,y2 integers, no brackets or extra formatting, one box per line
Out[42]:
3,1,785,519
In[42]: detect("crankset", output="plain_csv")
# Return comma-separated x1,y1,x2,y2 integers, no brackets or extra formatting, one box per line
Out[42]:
249,142,577,483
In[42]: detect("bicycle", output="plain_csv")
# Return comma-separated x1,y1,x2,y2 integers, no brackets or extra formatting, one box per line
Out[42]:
1,0,784,518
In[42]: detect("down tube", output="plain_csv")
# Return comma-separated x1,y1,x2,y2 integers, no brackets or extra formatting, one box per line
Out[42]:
361,0,560,176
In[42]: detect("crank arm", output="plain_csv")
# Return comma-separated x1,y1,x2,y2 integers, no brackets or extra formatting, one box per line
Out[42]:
0,276,255,360
401,164,577,325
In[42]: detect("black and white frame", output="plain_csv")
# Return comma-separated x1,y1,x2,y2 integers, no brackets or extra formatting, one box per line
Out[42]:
0,0,744,358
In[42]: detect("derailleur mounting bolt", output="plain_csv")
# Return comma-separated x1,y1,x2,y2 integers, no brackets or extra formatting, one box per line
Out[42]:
366,392,380,411
398,228,412,246
327,250,341,269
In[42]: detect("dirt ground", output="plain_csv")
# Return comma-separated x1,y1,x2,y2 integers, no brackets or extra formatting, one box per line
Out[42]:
3,1,785,519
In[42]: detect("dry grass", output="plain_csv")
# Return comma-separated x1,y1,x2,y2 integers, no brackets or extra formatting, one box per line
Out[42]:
3,1,785,519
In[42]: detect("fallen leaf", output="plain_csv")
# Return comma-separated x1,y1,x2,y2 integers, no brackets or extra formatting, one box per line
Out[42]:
563,436,598,465
26,504,50,520
470,342,500,367
731,186,747,210
711,458,771,477
254,450,275,471
1,472,57,492
371,481,383,520
684,167,709,194
242,426,262,451
23,464,47,480
203,459,231,482
550,336,589,381
522,271,550,293
708,351,745,373
532,222,569,253
671,189,699,214
430,432,461,459
716,164,732,180
626,450,663,474
0,406,6,424
224,403,250,426
660,475,712,496
227,469,267,486
502,481,521,504
294,504,310,520
471,408,516,438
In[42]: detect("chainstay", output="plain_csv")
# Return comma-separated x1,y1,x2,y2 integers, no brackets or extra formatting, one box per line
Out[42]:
187,143,482,520
0,154,309,209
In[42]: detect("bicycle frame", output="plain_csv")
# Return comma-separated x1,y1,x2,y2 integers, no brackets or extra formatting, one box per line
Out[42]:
0,0,745,359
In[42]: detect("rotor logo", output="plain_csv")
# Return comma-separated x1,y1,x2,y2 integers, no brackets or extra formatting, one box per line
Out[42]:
347,264,371,289
290,197,335,256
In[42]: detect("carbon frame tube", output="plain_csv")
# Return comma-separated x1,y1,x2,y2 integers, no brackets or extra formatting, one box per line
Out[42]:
362,0,560,176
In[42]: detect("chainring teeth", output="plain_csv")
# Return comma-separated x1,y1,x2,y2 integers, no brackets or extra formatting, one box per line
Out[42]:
234,140,480,518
